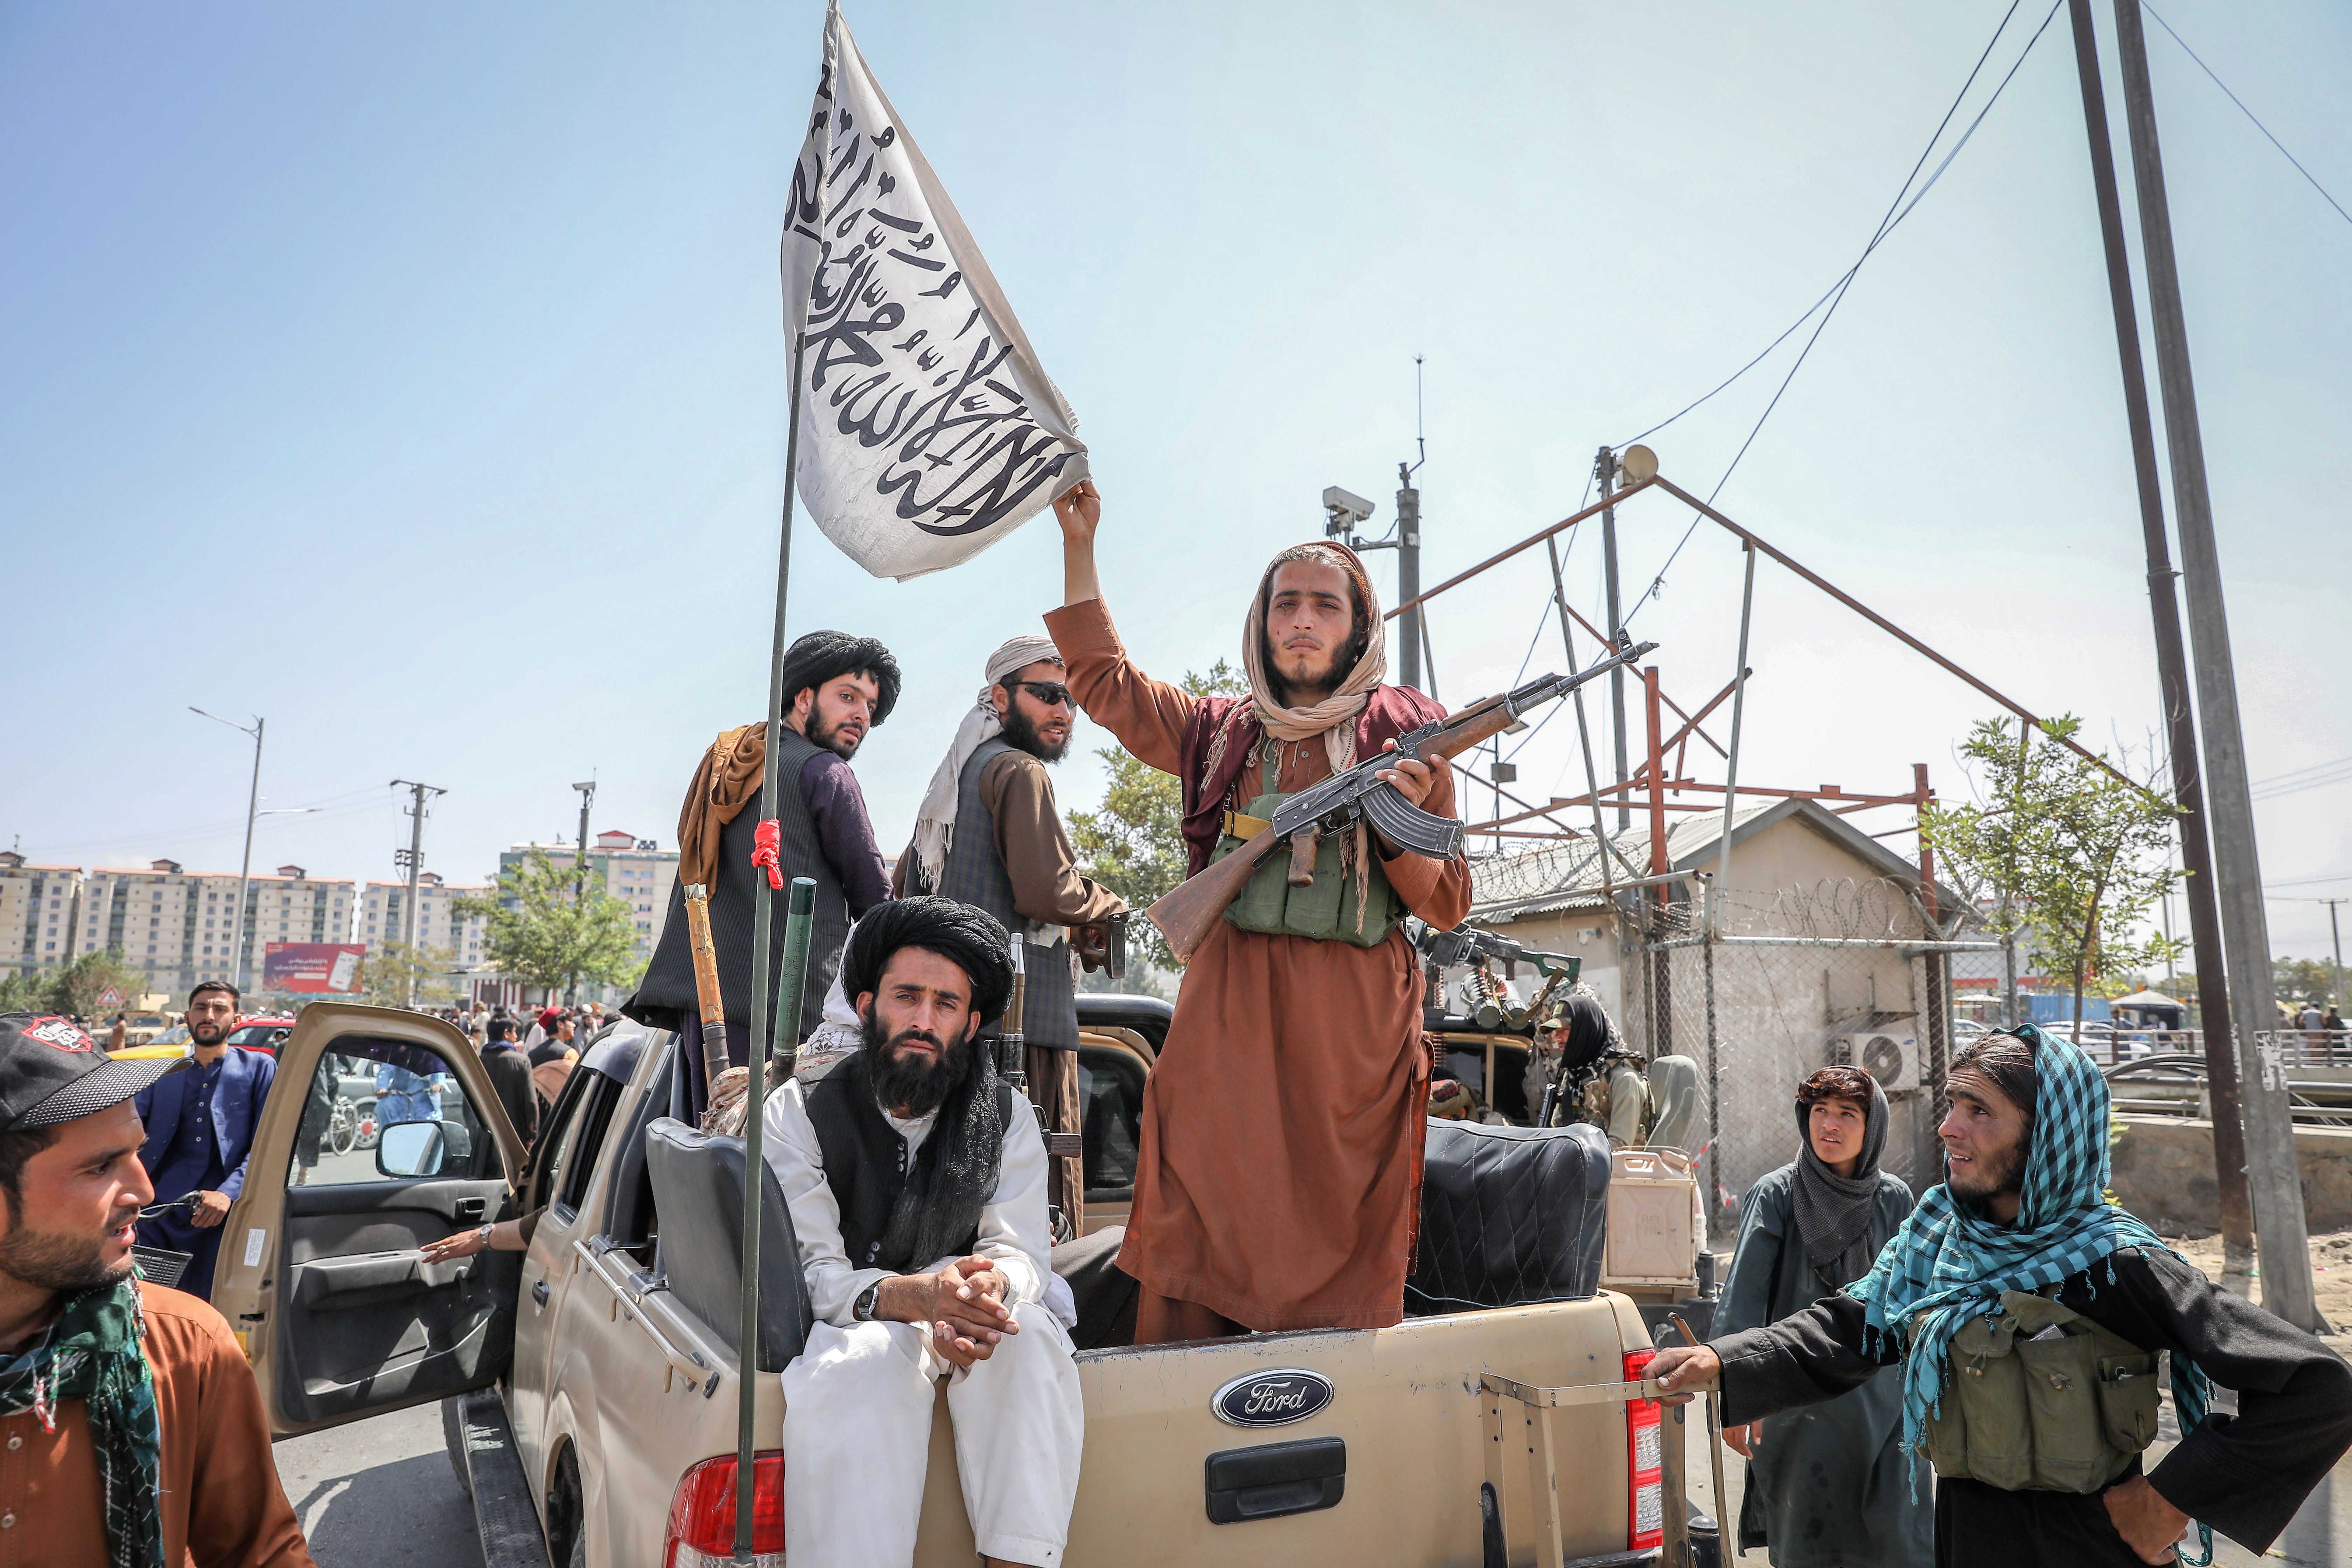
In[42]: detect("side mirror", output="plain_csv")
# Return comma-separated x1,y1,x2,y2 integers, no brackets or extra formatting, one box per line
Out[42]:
377,1119,473,1178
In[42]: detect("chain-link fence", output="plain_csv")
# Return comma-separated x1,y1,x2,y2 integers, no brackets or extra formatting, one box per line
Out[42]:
1606,877,1998,1242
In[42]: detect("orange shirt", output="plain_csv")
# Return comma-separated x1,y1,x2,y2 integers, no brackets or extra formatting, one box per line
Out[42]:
0,1282,312,1568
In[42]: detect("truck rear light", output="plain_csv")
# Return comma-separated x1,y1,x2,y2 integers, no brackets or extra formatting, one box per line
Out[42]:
664,1451,784,1568
1623,1349,1664,1552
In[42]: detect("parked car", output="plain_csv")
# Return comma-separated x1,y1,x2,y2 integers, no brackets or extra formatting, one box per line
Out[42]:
225,1017,298,1055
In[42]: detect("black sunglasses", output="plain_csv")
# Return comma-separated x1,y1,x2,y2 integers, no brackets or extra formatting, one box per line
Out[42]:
1012,680,1073,708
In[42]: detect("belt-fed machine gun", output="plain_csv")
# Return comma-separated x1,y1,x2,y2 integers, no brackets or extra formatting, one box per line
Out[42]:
1145,633,1657,963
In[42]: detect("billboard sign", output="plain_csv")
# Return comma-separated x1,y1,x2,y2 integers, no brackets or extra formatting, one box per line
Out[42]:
262,943,365,995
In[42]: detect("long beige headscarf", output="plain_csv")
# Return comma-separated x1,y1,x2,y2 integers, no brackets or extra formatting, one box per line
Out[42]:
1234,542,1391,927
1238,540,1388,773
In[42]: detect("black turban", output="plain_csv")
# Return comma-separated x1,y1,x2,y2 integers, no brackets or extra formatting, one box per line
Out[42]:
778,630,902,727
839,897,1016,1026
1555,989,1617,1072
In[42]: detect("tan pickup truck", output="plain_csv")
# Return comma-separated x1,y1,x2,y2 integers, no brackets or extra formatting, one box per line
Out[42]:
216,1000,1719,1568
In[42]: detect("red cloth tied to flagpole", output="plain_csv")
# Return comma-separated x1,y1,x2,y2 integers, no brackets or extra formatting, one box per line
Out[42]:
750,818,784,890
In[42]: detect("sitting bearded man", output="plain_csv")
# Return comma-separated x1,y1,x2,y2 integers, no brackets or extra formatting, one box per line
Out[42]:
762,897,1082,1568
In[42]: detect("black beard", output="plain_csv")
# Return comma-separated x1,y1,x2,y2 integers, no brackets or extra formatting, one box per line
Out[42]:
999,702,1069,763
808,712,864,760
0,1217,133,1294
190,1020,229,1046
1259,628,1356,707
1948,1136,2028,1208
860,1005,971,1120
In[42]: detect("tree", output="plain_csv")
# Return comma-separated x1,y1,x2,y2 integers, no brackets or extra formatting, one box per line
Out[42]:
42,950,152,1021
355,941,462,1010
454,848,643,1004
2272,957,2338,1011
1066,661,1246,972
1922,714,2183,1036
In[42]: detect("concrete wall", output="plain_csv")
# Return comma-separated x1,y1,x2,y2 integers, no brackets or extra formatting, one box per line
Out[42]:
2109,1114,2352,1237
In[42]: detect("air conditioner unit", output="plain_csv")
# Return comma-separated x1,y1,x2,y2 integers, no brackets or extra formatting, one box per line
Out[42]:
1827,1030,1920,1093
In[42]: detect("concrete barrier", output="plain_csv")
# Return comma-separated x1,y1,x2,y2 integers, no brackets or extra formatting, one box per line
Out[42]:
2108,1114,2352,1237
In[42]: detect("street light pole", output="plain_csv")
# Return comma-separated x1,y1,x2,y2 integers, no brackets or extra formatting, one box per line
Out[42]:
570,780,597,1006
191,708,264,993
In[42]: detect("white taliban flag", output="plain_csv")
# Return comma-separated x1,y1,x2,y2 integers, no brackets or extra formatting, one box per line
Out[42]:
779,4,1088,582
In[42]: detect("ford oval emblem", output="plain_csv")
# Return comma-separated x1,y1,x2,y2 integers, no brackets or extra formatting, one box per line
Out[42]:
1211,1368,1335,1428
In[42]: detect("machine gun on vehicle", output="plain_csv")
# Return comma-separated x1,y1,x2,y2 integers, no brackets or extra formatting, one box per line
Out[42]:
1411,919,1581,1031
1145,633,1658,963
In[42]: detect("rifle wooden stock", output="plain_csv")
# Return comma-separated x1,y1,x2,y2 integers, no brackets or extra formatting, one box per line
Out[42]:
1144,823,1282,966
682,883,730,1092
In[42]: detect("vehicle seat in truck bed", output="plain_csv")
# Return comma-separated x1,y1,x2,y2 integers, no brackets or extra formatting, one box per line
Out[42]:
644,1117,814,1372
1406,1118,1608,1315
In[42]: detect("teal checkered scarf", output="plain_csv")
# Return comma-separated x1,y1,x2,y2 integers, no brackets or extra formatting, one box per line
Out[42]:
1848,1026,2210,1543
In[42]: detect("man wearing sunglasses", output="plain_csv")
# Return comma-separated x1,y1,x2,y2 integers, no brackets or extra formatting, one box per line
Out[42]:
900,636,1128,1230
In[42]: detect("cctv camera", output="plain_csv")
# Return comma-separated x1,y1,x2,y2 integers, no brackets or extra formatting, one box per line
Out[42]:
1322,485,1375,528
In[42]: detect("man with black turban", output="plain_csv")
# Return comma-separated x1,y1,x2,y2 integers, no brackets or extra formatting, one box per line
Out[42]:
760,897,1083,1568
625,630,899,1057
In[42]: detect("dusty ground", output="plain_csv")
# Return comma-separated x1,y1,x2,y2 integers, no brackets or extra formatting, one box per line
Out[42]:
2166,1227,2352,1355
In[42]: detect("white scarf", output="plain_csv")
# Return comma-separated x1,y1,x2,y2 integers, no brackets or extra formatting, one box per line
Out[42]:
909,635,1062,889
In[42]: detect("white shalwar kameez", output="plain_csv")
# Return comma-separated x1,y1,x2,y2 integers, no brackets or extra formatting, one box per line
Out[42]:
763,1076,1084,1568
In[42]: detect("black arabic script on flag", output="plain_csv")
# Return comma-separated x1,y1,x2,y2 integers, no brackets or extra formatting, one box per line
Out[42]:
786,77,1075,541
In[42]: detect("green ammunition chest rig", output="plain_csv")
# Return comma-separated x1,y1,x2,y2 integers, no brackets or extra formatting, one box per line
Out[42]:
1921,1289,2163,1494
1210,748,1403,947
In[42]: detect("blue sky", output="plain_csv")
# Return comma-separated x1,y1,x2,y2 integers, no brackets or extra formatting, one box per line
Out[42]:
6,1,2348,959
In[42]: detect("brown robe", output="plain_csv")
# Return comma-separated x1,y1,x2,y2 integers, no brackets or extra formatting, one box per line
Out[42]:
1046,598,1472,1334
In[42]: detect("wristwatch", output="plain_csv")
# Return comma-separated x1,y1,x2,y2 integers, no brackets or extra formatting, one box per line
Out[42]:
474,1223,495,1250
852,1282,881,1322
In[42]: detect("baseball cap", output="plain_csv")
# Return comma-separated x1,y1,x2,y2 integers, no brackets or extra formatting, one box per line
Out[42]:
0,1013,187,1134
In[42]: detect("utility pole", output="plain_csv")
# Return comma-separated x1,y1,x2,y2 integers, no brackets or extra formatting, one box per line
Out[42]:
190,709,265,993
1597,447,1629,830
2326,899,2347,1009
2065,0,2256,1293
569,779,597,1006
2112,0,2321,1330
390,779,446,1010
1395,464,1422,692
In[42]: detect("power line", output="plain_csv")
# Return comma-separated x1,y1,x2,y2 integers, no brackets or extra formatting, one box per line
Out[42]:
1623,0,2064,623
2250,753,2352,803
2143,2,2352,233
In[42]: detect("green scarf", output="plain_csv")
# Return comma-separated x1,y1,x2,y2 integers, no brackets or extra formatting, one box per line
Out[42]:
0,1281,164,1568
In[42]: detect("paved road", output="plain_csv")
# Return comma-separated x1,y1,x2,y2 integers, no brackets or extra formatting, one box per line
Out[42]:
274,1400,482,1568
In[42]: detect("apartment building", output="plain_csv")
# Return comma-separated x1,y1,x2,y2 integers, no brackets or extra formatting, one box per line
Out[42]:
359,873,490,968
71,862,357,999
1,854,83,980
498,829,678,972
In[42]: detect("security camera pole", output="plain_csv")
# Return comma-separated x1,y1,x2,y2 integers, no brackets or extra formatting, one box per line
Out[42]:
1324,484,1426,690
1596,447,1629,831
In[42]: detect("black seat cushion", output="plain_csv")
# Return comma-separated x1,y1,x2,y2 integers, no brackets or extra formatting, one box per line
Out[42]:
1051,1224,1138,1350
645,1117,813,1372
1407,1119,1608,1315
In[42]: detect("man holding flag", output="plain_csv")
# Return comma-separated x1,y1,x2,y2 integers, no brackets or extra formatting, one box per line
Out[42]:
1045,481,1472,1343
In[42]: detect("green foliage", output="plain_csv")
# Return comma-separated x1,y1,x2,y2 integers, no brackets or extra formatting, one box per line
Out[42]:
2273,956,2343,1009
354,940,461,1009
454,849,642,1002
38,950,154,1025
0,970,49,1011
1066,660,1246,972
1921,714,2183,1033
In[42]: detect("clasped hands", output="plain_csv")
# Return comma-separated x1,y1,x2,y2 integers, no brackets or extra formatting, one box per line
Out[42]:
874,1255,1018,1370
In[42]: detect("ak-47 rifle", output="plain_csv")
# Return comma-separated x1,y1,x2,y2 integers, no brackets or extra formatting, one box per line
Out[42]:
1411,918,1579,980
1144,633,1658,964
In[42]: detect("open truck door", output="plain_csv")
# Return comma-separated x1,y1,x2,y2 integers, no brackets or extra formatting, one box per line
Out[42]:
211,1002,531,1438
